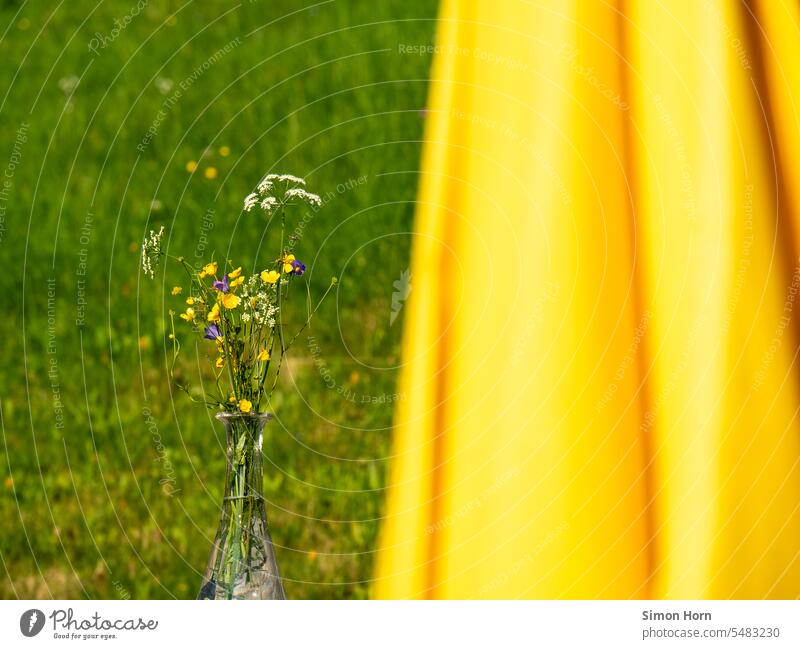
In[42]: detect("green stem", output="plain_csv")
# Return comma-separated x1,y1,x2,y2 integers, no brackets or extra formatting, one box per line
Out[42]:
268,277,337,398
255,208,286,408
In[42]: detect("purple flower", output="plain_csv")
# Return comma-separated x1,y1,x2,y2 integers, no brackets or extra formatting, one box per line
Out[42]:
204,324,221,340
290,259,306,276
213,274,229,292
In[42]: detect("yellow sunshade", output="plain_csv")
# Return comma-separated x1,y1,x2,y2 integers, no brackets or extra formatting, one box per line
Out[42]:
375,0,800,598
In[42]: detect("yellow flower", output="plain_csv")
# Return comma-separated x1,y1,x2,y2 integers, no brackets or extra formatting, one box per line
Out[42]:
261,270,280,284
230,276,244,288
228,395,236,403
204,166,218,179
228,266,242,279
219,146,231,157
221,293,241,309
186,296,194,305
207,303,220,322
239,399,253,413
179,307,195,321
257,349,270,362
171,286,182,295
199,261,218,278
282,253,295,273
185,160,197,173
215,356,224,369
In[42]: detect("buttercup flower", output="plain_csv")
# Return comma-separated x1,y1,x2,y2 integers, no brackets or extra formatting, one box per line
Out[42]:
282,254,295,273
290,259,306,276
228,267,242,279
215,356,224,369
186,296,195,305
257,349,269,361
221,293,241,309
261,270,280,284
219,146,230,157
200,261,218,278
204,167,218,179
207,303,220,322
239,399,252,413
171,286,182,295
180,307,196,321
185,160,197,173
204,324,222,341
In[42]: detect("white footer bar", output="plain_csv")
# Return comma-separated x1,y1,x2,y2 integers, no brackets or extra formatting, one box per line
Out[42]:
1,600,796,648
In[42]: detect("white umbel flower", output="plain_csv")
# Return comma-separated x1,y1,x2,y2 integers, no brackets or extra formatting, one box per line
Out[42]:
141,226,165,279
243,192,260,212
263,173,304,185
284,187,322,206
239,274,280,326
277,174,305,185
260,196,278,212
244,171,317,215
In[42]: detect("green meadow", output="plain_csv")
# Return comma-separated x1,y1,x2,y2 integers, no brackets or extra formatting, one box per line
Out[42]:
0,0,437,598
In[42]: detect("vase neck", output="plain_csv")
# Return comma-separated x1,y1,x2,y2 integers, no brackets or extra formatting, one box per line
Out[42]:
217,413,271,502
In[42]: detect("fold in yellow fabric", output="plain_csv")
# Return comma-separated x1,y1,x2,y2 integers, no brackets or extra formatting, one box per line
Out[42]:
375,0,800,598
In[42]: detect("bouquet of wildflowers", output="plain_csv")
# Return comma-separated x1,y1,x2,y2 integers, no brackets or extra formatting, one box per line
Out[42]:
141,172,336,599
141,173,336,414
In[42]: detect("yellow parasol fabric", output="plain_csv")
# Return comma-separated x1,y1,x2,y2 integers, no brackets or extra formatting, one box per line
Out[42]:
375,0,800,598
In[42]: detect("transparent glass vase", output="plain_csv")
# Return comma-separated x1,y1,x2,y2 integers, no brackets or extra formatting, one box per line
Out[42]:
198,412,286,599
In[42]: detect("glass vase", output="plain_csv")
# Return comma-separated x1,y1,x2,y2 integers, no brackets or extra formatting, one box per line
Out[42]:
198,412,286,599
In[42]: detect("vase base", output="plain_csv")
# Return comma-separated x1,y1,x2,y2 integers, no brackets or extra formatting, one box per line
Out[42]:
197,573,286,600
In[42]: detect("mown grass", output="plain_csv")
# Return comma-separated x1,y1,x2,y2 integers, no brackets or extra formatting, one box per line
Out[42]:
0,0,437,598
